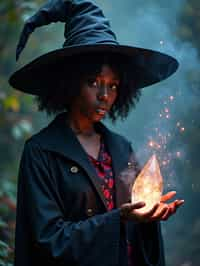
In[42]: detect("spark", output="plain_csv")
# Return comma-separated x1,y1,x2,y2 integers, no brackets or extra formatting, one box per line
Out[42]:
176,151,181,157
148,140,161,149
180,127,185,132
169,95,174,101
162,160,167,166
149,141,154,147
160,40,164,45
164,108,169,113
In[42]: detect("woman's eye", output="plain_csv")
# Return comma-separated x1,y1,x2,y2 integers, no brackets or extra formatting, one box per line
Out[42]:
110,84,118,91
87,78,98,87
92,81,98,87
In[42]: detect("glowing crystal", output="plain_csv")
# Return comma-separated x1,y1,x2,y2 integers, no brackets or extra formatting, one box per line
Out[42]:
132,154,163,213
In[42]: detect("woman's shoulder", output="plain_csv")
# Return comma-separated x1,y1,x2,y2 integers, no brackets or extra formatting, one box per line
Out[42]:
25,124,51,148
27,112,68,142
23,116,60,152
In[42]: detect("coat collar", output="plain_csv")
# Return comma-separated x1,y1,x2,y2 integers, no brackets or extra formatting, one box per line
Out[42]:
32,112,131,208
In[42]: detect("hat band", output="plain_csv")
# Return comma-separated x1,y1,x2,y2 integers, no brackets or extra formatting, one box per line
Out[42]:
63,32,119,48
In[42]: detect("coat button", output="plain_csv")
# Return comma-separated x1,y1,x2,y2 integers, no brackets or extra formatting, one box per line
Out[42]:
70,166,79,173
87,208,93,217
127,162,133,168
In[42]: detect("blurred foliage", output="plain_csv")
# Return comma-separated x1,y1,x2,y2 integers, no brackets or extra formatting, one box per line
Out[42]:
0,0,200,266
0,0,46,265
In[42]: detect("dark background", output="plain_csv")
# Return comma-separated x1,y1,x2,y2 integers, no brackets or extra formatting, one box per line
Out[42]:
0,0,199,265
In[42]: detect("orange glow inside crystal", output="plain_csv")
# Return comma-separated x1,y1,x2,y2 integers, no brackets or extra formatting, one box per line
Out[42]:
132,154,163,213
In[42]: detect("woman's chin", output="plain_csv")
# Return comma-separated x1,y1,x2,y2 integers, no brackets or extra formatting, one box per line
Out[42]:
92,112,107,122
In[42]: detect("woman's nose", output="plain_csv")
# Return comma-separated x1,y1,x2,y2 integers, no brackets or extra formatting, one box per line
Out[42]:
97,86,109,102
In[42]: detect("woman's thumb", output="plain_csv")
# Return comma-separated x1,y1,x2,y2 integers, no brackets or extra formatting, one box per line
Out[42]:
131,201,146,209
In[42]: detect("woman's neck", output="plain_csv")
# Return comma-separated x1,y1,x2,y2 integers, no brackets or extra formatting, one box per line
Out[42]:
67,112,96,137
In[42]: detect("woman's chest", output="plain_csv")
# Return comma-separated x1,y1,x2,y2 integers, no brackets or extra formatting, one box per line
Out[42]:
46,149,138,218
47,153,107,219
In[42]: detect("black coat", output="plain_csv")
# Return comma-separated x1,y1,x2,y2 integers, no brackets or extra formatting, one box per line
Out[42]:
15,112,165,266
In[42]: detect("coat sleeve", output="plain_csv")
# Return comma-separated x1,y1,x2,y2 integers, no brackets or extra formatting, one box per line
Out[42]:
127,143,166,266
130,221,165,266
17,140,121,266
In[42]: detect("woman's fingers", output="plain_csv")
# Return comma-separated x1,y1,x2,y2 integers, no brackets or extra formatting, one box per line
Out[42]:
120,202,146,221
160,191,177,202
169,200,184,213
160,207,171,221
160,200,185,221
120,197,184,222
133,203,159,223
122,202,146,212
175,199,185,206
132,201,146,209
139,203,159,218
159,192,185,221
150,203,168,220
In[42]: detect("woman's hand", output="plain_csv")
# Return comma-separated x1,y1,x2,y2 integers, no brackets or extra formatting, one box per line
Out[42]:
119,201,159,223
150,191,184,221
119,191,184,223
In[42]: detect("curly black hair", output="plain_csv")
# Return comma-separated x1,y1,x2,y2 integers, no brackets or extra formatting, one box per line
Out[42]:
35,52,142,122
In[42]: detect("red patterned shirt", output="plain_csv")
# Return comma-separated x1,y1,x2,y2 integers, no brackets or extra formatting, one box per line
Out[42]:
88,137,134,266
88,137,115,211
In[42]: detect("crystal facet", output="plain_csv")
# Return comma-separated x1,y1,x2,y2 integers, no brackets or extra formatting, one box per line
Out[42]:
131,154,163,213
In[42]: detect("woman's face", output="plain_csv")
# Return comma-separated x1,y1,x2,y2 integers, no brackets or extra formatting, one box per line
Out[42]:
71,64,120,122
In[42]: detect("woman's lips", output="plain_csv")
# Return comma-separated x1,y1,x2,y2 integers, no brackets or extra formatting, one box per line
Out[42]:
96,108,107,115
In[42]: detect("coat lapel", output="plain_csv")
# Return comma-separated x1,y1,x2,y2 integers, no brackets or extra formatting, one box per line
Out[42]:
34,113,132,210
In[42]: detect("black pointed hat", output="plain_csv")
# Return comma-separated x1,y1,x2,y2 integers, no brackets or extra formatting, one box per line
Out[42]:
9,0,179,95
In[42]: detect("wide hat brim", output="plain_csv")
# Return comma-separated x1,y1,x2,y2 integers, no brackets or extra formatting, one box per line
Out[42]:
9,44,179,95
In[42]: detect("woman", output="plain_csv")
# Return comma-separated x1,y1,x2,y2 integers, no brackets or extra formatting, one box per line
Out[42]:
9,1,184,266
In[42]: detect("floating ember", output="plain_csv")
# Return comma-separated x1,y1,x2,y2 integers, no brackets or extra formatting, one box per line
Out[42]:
132,154,163,213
